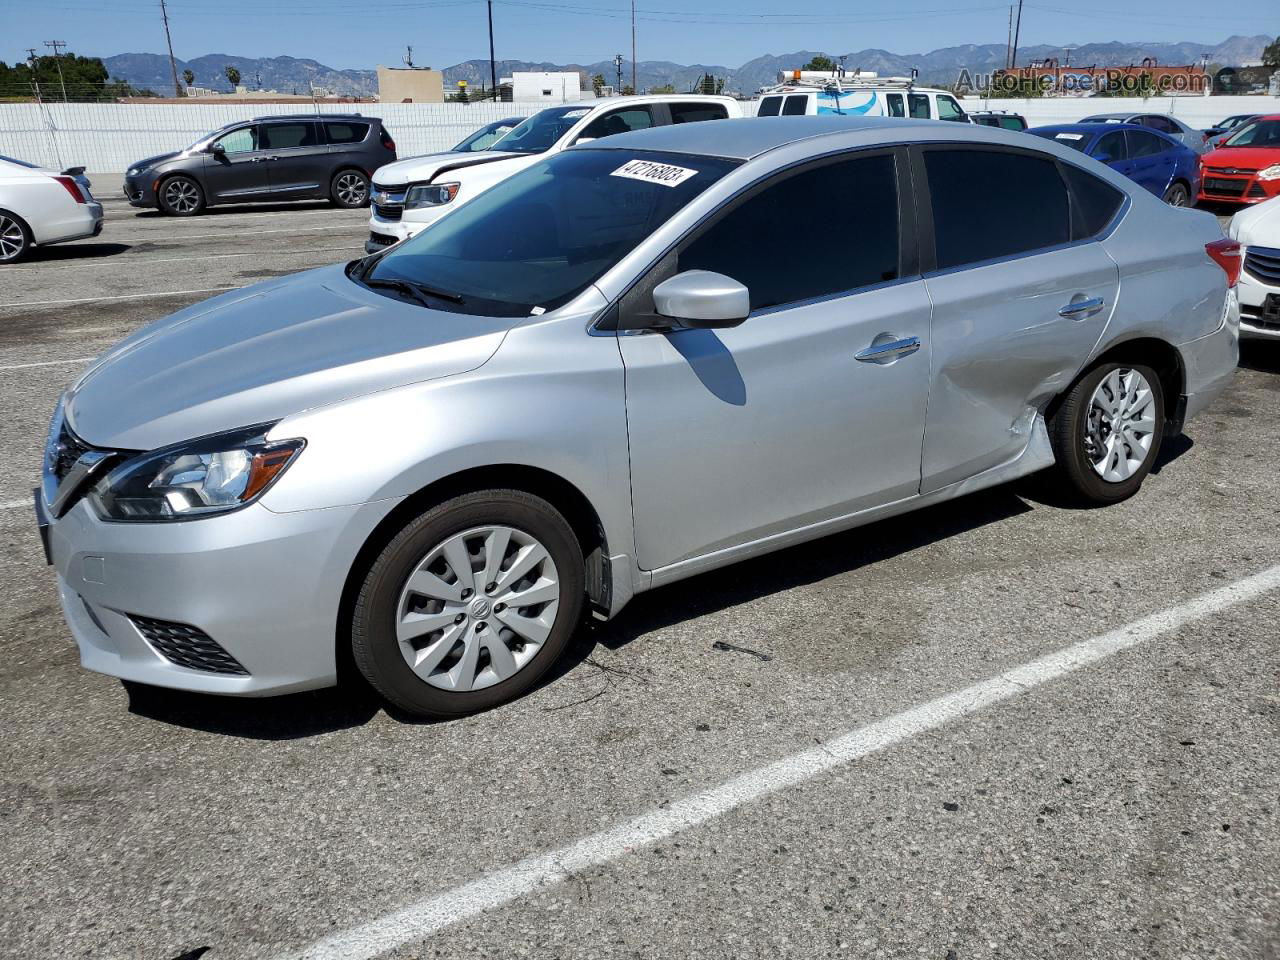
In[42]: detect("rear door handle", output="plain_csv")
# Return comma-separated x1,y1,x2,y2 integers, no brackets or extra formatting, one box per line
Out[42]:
1058,296,1105,320
855,335,921,364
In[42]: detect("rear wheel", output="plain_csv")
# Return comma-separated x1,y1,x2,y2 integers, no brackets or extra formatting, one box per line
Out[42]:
158,175,205,216
330,170,370,208
1047,362,1165,504
1162,182,1189,207
351,490,584,718
0,209,32,263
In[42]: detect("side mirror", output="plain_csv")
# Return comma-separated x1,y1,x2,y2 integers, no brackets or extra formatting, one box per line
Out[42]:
652,270,750,329
208,142,225,156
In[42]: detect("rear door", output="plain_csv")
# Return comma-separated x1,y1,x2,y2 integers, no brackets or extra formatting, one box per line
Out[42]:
576,105,655,142
261,120,329,198
1124,129,1174,197
1092,129,1131,178
201,124,269,201
915,145,1121,492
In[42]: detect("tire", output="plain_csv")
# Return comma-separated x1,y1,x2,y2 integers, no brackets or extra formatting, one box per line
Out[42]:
351,490,585,718
330,169,370,208
1047,361,1165,504
1162,182,1190,207
157,175,205,216
0,209,32,264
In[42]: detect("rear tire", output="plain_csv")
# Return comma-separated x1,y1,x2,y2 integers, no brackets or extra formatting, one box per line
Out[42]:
0,209,32,263
351,490,585,718
157,175,205,216
1162,182,1189,207
330,169,370,208
1047,362,1165,504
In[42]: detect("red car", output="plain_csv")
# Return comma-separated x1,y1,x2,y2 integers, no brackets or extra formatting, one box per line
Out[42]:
1198,114,1280,205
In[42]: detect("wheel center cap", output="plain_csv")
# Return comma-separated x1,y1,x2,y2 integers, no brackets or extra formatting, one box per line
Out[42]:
469,597,492,619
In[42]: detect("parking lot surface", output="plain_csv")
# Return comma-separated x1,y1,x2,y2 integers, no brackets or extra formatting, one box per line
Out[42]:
1,193,1277,960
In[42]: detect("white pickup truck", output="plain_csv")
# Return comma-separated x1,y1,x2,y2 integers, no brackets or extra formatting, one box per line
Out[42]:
365,94,742,253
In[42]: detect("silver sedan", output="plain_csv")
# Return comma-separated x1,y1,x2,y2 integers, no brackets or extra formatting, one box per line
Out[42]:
37,116,1239,717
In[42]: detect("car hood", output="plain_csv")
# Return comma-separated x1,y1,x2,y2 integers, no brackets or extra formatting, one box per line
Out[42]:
1202,147,1280,170
65,264,515,451
1229,194,1280,246
130,151,184,171
371,151,521,187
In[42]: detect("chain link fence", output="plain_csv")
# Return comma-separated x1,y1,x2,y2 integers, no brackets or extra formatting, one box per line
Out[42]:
0,95,545,172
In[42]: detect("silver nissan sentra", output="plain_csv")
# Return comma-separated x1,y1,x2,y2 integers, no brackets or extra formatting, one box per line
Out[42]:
37,116,1239,717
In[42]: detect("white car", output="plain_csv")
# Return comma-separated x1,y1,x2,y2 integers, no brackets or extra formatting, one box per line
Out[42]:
0,155,104,264
365,95,742,253
1229,194,1280,339
754,75,971,123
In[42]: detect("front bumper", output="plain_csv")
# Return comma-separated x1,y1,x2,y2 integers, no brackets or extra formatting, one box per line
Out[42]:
122,175,157,208
44,494,402,696
363,205,447,254
1236,245,1280,339
1198,169,1280,205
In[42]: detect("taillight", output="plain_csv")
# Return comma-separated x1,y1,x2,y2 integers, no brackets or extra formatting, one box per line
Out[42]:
1205,237,1241,288
380,128,396,152
54,175,85,203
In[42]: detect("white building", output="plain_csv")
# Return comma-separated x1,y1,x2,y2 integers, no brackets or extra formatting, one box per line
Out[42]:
500,71,584,102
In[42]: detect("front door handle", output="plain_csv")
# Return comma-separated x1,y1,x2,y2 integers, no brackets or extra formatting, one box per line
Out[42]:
1058,296,1105,320
855,334,921,365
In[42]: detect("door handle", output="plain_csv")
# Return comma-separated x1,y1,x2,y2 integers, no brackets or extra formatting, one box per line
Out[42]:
855,335,921,364
1058,296,1105,320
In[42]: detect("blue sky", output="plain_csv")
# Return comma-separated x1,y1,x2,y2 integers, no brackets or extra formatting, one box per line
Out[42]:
6,0,1277,70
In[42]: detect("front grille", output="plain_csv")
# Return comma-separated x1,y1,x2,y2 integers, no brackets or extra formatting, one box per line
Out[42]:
372,202,402,221
131,615,249,675
368,230,397,247
1244,245,1280,285
1202,176,1248,198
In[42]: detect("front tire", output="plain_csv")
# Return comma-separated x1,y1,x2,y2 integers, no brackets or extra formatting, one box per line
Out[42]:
157,175,205,216
330,169,370,208
0,209,32,263
1047,362,1165,504
351,490,585,718
1162,182,1189,207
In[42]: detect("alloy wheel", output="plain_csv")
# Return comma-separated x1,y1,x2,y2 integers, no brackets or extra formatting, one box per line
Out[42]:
395,525,561,692
0,215,26,261
1084,367,1157,483
164,179,200,213
336,173,368,205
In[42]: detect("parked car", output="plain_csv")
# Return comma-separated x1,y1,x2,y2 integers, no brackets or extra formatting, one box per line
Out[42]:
1197,115,1280,206
1228,193,1280,338
1079,112,1208,154
969,110,1028,131
123,114,396,216
366,95,740,253
0,154,103,263
1203,113,1260,148
1029,123,1200,205
37,116,1239,717
754,76,969,123
452,116,525,153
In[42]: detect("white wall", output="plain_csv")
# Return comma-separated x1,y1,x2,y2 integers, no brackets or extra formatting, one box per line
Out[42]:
0,101,544,173
959,94,1280,128
510,73,582,103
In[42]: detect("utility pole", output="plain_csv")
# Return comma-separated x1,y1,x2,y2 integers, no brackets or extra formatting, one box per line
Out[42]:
159,0,182,98
1010,0,1023,71
487,0,498,101
43,41,68,101
614,53,623,95
1005,7,1013,69
630,0,637,94
404,45,414,68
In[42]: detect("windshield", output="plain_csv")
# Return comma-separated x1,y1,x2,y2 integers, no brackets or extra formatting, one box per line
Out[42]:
453,119,521,153
1223,119,1280,148
362,149,739,316
489,106,593,154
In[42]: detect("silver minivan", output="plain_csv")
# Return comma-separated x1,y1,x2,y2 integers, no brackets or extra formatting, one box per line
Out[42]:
37,117,1239,717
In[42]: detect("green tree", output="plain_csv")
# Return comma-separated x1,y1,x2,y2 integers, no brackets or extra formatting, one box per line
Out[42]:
591,73,605,95
224,65,241,88
1263,36,1280,67
802,55,836,72
651,83,675,94
182,68,194,90
697,73,723,95
0,53,155,100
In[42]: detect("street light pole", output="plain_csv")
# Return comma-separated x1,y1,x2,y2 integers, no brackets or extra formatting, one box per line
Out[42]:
630,0,637,94
488,0,498,100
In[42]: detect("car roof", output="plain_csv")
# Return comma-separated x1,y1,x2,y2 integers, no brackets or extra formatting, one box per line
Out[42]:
251,113,379,122
546,94,735,111
572,115,1013,161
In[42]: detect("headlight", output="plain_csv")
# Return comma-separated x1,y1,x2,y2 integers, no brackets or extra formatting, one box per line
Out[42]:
404,182,460,209
127,166,145,178
1257,164,1280,182
89,424,304,522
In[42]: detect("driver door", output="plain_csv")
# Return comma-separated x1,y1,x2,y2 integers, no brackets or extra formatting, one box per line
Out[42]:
202,124,270,201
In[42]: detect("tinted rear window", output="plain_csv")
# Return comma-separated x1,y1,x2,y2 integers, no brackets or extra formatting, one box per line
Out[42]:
261,122,318,149
925,149,1070,270
670,102,729,124
757,96,782,117
782,95,808,116
1061,163,1125,239
325,121,370,144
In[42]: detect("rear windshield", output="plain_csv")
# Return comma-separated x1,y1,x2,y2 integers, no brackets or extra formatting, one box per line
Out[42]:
362,149,739,315
491,106,592,154
1028,129,1092,153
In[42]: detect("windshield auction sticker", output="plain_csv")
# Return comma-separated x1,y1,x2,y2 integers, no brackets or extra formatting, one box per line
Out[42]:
611,159,699,187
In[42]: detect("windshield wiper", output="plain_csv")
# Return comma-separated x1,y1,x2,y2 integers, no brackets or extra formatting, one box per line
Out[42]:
363,276,465,306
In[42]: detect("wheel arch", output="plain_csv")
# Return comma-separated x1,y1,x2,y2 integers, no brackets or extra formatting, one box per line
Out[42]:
1050,336,1186,434
0,206,34,255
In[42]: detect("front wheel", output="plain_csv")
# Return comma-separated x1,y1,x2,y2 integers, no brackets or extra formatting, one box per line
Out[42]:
0,209,32,263
330,170,370,208
351,490,585,718
1047,362,1165,504
1162,182,1189,207
158,175,205,216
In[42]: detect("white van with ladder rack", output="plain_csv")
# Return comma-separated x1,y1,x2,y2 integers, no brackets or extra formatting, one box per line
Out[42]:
755,71,970,123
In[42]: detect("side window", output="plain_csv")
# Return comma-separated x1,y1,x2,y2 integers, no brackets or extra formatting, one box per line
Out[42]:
323,121,369,144
670,102,729,124
885,93,905,117
1094,130,1128,163
261,122,318,149
1000,116,1026,131
908,94,930,119
782,95,809,116
1126,130,1167,158
1060,163,1125,240
924,149,1070,270
1142,116,1176,134
679,153,900,311
757,96,783,117
580,107,653,140
213,126,258,154
937,95,966,122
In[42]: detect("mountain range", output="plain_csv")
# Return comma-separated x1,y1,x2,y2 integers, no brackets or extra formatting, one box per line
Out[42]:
103,35,1272,98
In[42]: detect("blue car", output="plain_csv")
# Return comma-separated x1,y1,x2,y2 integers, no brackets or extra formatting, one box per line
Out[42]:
1028,123,1200,207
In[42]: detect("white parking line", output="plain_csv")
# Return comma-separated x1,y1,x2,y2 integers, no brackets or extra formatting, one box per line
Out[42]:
5,246,360,271
107,225,367,244
0,357,94,371
0,500,31,511
283,562,1280,960
0,287,239,309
